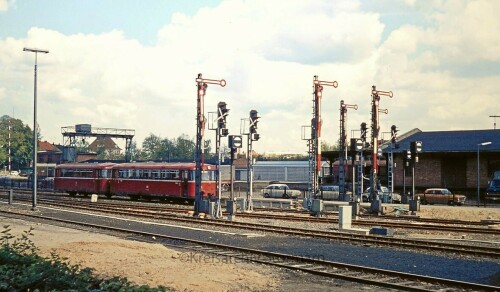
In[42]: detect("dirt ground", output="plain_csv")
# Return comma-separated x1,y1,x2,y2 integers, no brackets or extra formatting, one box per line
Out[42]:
390,204,499,221
1,205,498,291
1,217,281,291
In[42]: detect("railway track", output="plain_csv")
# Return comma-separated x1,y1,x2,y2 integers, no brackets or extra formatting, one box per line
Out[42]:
24,191,500,235
5,197,500,259
0,209,497,291
236,212,500,235
5,189,498,228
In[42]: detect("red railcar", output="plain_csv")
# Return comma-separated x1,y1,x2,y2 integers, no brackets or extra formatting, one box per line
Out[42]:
109,162,216,200
54,163,115,196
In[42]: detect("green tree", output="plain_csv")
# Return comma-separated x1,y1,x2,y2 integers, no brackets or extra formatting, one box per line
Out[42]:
139,133,213,162
75,139,90,154
128,140,144,161
141,134,164,160
173,134,195,160
0,115,33,171
321,141,338,151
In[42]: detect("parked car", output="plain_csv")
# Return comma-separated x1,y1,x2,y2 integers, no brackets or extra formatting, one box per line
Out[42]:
417,188,466,206
261,183,302,199
486,171,500,202
362,186,401,203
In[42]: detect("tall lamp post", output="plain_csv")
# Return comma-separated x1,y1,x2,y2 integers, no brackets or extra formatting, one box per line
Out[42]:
23,47,49,210
477,141,492,207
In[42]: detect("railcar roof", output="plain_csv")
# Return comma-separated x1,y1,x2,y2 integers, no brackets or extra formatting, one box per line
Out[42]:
111,162,216,170
55,162,116,169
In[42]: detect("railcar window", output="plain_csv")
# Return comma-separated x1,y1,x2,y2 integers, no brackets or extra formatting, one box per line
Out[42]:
100,170,111,178
119,169,128,178
60,169,93,178
161,170,180,180
152,170,161,179
201,170,216,181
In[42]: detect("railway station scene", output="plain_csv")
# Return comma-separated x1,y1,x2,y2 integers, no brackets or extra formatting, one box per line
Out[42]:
1,1,499,291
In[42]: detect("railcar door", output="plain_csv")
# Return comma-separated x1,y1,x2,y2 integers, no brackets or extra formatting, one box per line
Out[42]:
181,170,189,197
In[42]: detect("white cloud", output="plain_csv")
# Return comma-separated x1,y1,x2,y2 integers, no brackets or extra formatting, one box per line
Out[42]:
0,0,13,12
1,0,498,154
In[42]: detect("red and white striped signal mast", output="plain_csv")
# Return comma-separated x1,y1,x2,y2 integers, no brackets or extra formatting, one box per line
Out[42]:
195,73,226,215
369,85,392,211
309,76,338,204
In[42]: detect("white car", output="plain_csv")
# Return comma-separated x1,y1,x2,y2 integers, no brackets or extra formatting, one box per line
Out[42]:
261,184,302,199
362,186,401,203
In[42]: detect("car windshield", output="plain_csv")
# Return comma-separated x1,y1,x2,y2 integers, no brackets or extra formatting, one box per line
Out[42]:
442,189,452,194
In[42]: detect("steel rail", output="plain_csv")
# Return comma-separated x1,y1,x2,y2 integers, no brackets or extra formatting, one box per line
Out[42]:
3,190,496,226
15,198,500,259
0,209,497,291
236,212,500,235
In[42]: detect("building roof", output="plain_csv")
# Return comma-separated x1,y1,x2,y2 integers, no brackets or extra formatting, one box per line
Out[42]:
88,137,121,152
382,129,500,153
38,141,61,152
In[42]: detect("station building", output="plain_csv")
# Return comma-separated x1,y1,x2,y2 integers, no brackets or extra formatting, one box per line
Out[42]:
382,128,500,195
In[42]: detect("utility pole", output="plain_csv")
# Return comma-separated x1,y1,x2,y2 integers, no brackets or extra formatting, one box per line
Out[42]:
23,47,49,211
8,117,11,174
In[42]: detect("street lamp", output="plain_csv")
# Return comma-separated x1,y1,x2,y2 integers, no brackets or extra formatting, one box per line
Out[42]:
23,47,49,210
477,141,492,207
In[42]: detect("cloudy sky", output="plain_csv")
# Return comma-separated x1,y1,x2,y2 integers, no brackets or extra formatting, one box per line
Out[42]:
1,0,499,154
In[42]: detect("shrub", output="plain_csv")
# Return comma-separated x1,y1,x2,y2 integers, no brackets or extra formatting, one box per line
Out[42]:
0,225,171,291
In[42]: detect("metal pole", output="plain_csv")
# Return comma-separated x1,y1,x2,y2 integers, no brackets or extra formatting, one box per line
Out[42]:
24,48,49,210
412,162,415,201
230,155,234,200
216,129,222,218
195,75,204,214
477,145,480,207
8,118,11,174
33,55,37,210
403,155,406,201
246,134,253,212
477,142,492,207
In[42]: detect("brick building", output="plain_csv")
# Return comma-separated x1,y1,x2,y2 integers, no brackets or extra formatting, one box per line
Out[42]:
38,141,62,164
382,129,500,194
